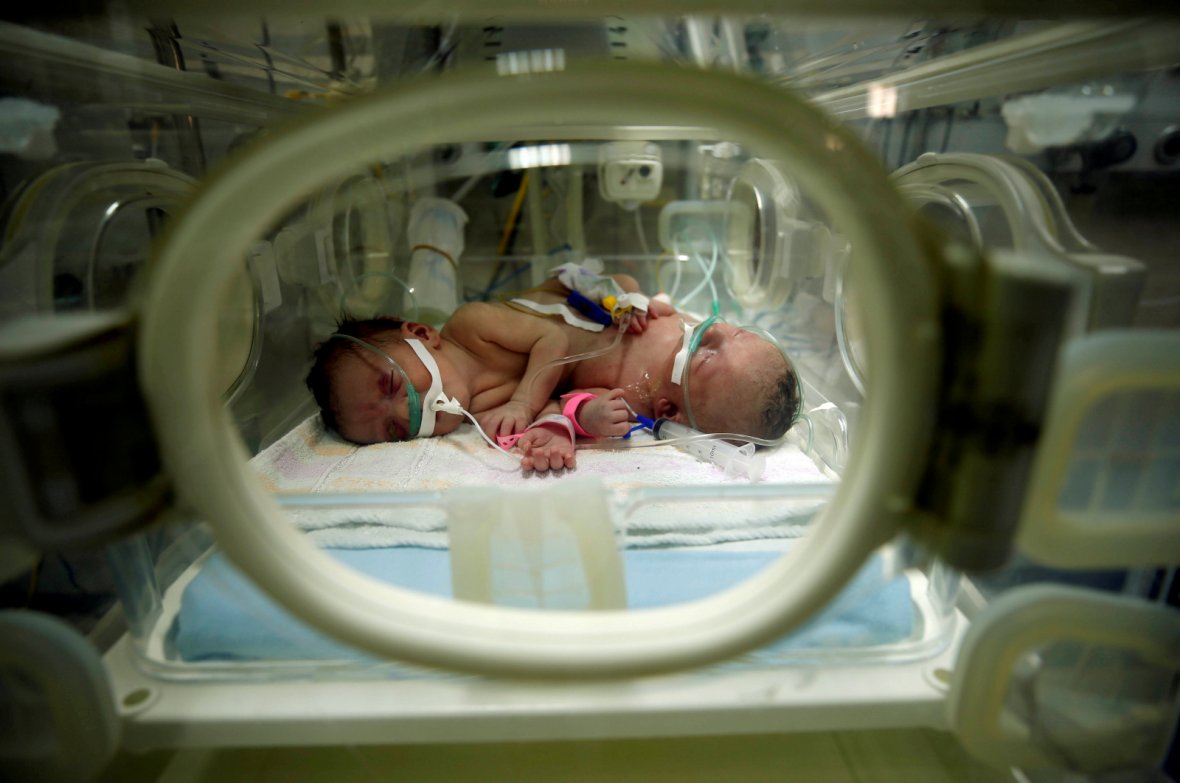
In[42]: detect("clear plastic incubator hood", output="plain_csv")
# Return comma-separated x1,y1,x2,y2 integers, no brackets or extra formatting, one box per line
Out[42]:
1,8,1179,782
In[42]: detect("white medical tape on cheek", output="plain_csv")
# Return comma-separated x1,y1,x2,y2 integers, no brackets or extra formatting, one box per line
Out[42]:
406,338,463,437
670,320,694,386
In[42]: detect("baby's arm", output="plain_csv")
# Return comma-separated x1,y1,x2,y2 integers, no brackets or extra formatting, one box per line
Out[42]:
530,388,631,439
512,388,630,473
447,303,571,437
488,329,568,437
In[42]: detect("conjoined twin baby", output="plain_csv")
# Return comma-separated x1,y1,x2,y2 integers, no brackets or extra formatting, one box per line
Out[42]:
306,261,800,474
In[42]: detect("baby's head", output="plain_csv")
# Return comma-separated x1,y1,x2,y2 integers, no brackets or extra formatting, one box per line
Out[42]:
654,318,801,442
306,316,404,437
733,366,799,441
305,316,462,444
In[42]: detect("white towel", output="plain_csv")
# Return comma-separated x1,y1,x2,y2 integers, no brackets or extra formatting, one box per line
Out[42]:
251,416,834,548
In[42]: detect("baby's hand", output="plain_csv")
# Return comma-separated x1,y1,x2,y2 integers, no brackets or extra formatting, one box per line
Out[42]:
625,310,648,334
624,298,675,334
516,425,576,473
576,389,632,437
477,400,533,439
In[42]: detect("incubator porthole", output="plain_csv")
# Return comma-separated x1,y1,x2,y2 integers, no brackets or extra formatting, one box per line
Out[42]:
723,157,806,311
0,160,195,315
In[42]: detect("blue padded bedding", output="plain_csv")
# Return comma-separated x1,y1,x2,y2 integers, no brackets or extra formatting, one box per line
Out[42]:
173,547,914,666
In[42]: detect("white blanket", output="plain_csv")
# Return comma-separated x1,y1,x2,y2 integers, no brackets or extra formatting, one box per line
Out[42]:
251,416,835,548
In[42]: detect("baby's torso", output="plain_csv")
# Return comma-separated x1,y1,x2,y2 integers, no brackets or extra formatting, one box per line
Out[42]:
513,289,630,392
442,290,629,412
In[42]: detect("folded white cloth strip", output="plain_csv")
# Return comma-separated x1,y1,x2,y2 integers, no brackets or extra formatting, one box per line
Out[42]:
251,416,834,549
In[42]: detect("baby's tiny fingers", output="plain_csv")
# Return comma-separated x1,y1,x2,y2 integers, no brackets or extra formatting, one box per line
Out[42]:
538,450,559,474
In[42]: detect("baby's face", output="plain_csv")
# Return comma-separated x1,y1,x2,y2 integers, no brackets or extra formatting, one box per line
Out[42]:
330,338,462,445
679,321,790,437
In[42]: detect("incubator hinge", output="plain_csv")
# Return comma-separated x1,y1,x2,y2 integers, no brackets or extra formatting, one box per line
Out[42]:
0,313,172,551
911,245,1083,573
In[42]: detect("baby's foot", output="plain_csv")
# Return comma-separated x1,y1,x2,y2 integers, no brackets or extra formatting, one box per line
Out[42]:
516,424,576,473
576,389,631,437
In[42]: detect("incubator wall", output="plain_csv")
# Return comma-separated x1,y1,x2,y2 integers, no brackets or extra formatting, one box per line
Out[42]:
1,9,1178,781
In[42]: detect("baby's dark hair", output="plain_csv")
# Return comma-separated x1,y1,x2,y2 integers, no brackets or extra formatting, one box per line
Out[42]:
760,363,803,442
305,315,405,433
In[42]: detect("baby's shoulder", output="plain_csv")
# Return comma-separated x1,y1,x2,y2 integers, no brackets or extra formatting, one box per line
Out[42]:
444,300,547,341
446,300,510,330
449,300,498,321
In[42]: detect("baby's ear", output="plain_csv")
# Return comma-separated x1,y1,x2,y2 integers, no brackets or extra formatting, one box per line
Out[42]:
401,321,441,347
653,397,682,422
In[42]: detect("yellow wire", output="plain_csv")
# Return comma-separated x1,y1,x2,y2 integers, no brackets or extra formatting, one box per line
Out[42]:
497,171,530,256
25,558,41,607
653,252,678,293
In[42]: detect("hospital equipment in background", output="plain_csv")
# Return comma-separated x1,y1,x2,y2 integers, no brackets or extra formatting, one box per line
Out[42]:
0,6,1178,782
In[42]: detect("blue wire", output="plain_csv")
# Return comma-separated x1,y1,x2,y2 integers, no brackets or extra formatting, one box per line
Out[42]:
487,262,532,294
57,554,86,593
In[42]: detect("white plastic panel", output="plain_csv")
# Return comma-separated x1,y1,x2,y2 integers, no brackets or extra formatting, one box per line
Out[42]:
1020,331,1180,568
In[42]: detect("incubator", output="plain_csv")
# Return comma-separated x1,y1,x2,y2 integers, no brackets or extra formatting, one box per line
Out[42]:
1,7,1179,782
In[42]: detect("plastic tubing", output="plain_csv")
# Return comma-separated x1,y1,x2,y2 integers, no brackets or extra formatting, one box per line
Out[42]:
668,249,684,301
677,225,720,311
